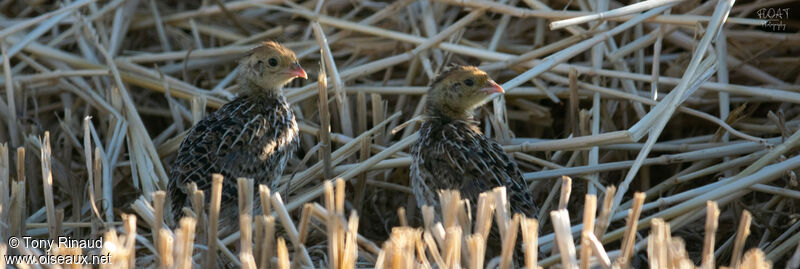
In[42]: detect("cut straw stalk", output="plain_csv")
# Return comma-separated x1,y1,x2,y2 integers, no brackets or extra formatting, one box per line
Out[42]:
702,201,720,269
323,181,339,269
190,185,205,238
2,43,19,148
39,132,57,239
206,174,223,268
558,176,572,210
521,218,539,269
587,0,604,193
297,204,313,245
493,187,511,240
239,215,256,269
646,219,668,268
92,147,104,231
730,210,752,269
466,235,485,269
499,214,521,269
123,214,137,269
259,216,276,269
237,177,254,221
259,184,271,217
276,237,289,269
10,148,25,238
444,226,462,268
175,217,196,269
316,61,333,179
354,90,369,212
238,178,255,268
617,193,645,267
0,144,7,241
342,213,359,268
579,195,597,269
551,209,578,268
158,230,175,268
152,191,166,256
549,0,682,29
311,22,353,138
440,190,461,230
474,193,495,243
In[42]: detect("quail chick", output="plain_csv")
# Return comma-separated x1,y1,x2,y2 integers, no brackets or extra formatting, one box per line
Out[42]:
410,65,537,217
168,41,307,227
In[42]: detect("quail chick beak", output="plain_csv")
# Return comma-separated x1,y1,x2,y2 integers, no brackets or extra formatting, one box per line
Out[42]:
290,63,308,79
481,80,504,94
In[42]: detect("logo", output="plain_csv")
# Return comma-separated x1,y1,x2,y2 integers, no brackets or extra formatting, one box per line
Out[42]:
756,8,789,31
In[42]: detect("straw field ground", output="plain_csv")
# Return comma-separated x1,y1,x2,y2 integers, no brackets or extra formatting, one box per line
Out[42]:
0,0,798,268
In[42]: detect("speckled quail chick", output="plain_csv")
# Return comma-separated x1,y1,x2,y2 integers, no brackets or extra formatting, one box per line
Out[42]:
410,65,537,218
168,41,307,230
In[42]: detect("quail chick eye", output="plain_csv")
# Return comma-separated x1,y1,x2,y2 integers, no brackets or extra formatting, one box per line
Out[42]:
463,79,474,86
268,58,278,67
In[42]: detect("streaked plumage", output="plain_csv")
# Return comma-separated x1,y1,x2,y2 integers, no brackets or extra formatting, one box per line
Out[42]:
410,66,537,217
168,41,306,224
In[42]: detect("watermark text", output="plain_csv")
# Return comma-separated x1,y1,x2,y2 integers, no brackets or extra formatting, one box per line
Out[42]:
757,8,790,31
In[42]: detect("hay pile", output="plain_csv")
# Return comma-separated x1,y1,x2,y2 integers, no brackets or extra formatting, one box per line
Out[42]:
0,0,798,268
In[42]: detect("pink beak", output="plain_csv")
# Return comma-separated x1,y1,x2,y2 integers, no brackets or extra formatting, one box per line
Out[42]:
290,63,307,79
481,80,504,94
